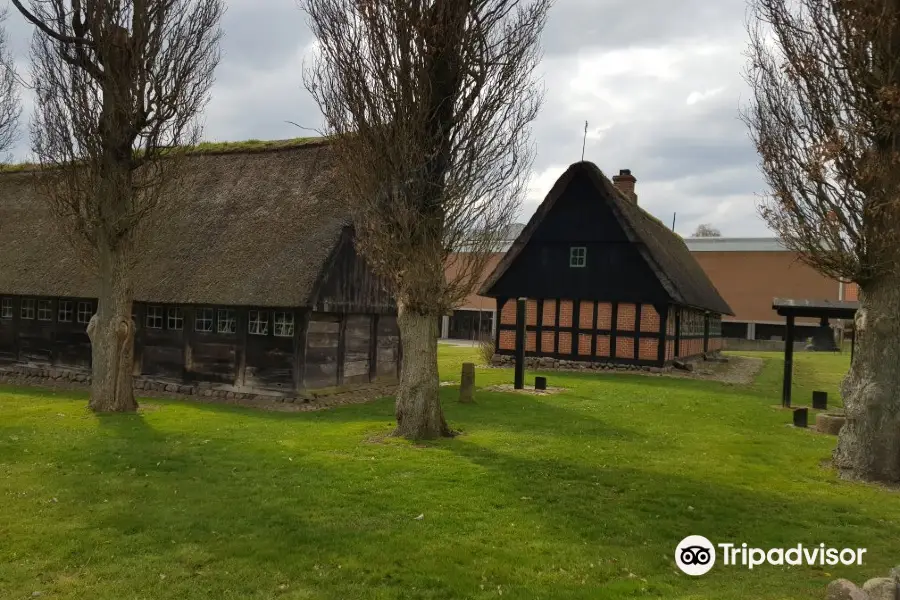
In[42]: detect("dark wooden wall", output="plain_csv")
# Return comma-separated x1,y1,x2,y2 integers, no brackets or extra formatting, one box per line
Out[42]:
488,171,668,303
0,295,400,393
313,228,395,314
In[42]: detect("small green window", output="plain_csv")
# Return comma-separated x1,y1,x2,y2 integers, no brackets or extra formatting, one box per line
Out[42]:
570,246,587,268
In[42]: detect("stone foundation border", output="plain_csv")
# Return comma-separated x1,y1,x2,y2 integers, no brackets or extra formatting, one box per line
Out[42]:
0,364,397,411
489,352,723,374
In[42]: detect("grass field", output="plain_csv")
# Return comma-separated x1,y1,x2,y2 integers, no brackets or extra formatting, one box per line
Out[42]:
1,348,895,599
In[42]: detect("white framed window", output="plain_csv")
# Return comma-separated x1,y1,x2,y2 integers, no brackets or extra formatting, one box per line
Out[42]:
274,311,294,337
146,306,164,329
77,302,93,324
248,310,269,336
1,298,12,319
37,300,53,321
570,246,587,268
58,300,74,322
21,299,35,320
217,309,236,334
168,307,184,331
195,308,214,333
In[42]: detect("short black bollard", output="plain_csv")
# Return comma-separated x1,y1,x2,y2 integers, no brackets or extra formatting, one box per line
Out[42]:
793,407,809,428
534,376,547,391
812,391,828,410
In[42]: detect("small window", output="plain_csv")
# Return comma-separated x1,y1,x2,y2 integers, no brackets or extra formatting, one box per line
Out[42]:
217,309,236,334
58,300,74,322
168,307,184,331
21,299,35,320
77,302,94,324
195,308,214,333
248,310,269,336
145,306,164,329
570,246,587,268
1,298,12,319
37,300,53,321
274,311,294,337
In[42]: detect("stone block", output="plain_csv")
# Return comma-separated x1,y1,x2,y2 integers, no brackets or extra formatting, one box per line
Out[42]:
826,579,869,600
863,578,898,600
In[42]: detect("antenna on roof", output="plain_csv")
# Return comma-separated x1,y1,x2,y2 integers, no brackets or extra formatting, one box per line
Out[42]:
581,121,588,162
672,212,677,232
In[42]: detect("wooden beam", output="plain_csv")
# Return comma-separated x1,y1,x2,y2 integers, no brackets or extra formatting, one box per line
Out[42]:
703,313,710,353
295,309,310,390
514,297,526,390
610,302,619,359
634,303,642,360
337,313,347,386
237,308,248,387
369,313,379,383
782,314,795,408
656,305,668,366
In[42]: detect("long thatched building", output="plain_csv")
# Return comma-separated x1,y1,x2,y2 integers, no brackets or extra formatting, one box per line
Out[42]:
0,140,400,396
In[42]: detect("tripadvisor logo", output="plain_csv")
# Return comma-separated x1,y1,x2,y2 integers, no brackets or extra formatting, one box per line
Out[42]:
675,536,867,576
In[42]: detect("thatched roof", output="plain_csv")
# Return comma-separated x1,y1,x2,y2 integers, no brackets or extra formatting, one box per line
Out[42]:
0,139,353,307
480,161,734,316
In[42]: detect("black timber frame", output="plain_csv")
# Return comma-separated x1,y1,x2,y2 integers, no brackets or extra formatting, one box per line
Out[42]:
773,298,859,407
494,298,723,368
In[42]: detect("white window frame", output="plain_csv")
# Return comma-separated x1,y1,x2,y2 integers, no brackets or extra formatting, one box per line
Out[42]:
146,306,164,329
77,302,93,324
58,300,74,322
37,300,53,321
217,309,236,334
195,308,214,333
569,246,587,268
248,310,269,336
168,307,184,331
21,299,35,320
1,298,12,319
274,311,294,338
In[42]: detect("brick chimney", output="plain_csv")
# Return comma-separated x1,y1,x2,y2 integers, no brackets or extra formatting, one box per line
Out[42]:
612,169,638,203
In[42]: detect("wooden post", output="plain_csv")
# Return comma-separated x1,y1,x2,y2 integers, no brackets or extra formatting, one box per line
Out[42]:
534,376,547,391
459,362,475,403
514,297,526,390
850,328,856,362
782,314,795,408
792,407,808,428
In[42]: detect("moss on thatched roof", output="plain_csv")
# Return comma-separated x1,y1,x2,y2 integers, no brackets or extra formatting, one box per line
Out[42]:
0,141,350,307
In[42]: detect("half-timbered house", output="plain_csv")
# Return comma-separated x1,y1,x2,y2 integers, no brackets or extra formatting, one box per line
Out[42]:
480,162,733,368
0,139,400,395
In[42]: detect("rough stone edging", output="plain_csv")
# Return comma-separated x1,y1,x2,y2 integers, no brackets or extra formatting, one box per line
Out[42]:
827,566,900,599
488,352,722,374
0,365,397,412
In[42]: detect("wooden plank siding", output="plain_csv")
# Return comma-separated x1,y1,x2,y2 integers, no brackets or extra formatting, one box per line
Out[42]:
0,295,400,393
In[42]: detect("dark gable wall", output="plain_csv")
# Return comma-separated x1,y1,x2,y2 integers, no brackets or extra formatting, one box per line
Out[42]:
490,171,667,304
313,229,394,314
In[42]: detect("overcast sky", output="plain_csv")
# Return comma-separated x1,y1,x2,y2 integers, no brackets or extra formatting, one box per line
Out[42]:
3,0,770,237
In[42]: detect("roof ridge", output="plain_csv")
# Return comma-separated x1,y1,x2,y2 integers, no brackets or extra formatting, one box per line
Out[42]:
0,137,328,175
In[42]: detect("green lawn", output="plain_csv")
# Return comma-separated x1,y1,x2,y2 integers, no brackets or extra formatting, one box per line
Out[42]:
1,349,895,599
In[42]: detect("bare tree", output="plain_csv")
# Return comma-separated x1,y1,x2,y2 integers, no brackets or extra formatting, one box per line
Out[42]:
303,0,550,439
745,0,900,481
0,9,21,160
692,223,722,238
13,0,223,413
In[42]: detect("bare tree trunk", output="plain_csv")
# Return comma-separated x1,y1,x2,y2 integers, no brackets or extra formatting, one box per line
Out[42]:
87,248,137,413
834,273,900,482
394,302,452,440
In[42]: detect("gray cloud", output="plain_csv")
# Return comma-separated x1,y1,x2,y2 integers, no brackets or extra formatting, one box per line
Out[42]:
2,0,770,236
